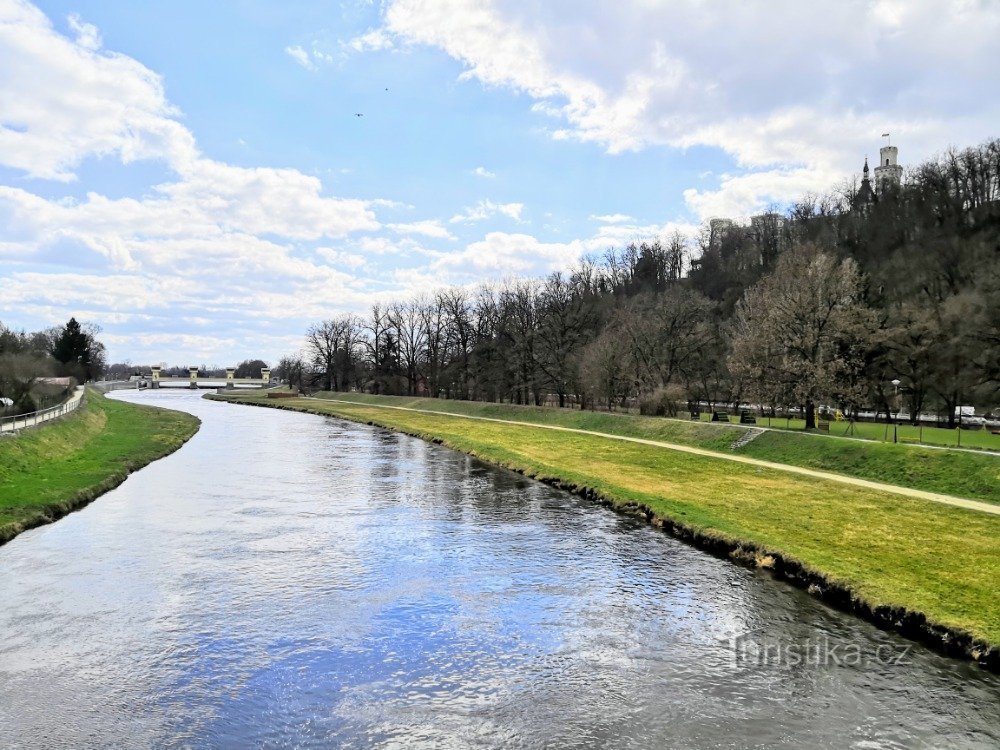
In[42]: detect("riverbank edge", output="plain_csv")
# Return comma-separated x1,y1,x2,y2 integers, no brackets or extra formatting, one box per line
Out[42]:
211,393,1000,672
308,392,1000,505
0,390,200,547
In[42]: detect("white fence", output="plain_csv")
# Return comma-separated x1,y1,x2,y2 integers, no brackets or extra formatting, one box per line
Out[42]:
0,386,86,434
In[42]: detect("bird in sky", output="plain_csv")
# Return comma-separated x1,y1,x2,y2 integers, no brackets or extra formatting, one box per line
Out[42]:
354,113,363,117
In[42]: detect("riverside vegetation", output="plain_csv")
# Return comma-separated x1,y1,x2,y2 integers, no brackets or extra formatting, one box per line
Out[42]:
212,389,1000,668
0,389,199,545
231,138,1000,448
271,392,1000,503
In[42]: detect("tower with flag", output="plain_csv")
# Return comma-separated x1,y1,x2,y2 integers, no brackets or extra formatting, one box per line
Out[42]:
874,132,903,192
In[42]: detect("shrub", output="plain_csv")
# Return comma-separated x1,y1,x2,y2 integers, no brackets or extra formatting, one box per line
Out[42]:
638,385,686,417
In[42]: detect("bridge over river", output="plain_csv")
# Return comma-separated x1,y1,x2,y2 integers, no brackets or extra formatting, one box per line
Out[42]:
149,365,271,389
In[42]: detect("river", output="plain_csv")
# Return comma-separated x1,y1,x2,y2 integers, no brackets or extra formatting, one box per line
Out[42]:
1,390,998,748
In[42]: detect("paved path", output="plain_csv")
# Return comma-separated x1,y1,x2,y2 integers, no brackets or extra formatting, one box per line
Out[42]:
315,397,1000,517
0,386,85,434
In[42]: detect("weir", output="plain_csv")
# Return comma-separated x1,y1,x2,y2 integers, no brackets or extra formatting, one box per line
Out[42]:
147,365,271,389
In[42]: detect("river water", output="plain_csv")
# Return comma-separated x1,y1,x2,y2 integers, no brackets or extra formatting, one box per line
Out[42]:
0,390,998,749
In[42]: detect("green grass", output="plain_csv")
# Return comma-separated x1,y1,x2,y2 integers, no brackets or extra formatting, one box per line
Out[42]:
0,388,200,543
705,412,1000,451
273,391,1000,504
212,391,1000,656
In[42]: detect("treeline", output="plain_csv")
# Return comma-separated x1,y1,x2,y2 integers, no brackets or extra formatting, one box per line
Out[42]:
0,317,105,414
108,360,271,380
285,137,1000,428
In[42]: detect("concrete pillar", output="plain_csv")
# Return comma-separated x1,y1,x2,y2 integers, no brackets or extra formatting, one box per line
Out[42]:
226,367,235,389
261,368,270,386
189,367,199,389
151,366,161,389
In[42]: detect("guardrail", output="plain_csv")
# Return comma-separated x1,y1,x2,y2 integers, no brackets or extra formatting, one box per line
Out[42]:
0,386,86,434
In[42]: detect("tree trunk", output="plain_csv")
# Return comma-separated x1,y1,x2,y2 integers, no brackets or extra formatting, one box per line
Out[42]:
805,401,816,430
946,391,959,429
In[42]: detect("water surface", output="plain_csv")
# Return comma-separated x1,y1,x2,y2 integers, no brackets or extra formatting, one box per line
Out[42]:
1,390,998,748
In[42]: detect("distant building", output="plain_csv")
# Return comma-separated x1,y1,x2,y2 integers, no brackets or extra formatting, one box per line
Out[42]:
874,143,903,192
855,157,876,206
854,138,902,210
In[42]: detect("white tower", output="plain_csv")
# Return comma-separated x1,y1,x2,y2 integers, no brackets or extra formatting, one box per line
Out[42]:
874,142,902,192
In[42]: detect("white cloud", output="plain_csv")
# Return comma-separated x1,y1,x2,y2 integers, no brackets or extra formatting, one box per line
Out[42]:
471,166,495,178
66,13,100,50
589,213,633,224
0,0,197,180
682,168,837,220
316,247,367,269
362,0,1000,217
285,44,316,70
589,220,699,253
159,160,379,239
388,219,455,239
353,235,429,256
432,231,583,277
450,199,524,224
286,41,336,69
428,217,697,281
347,28,395,53
0,2,406,363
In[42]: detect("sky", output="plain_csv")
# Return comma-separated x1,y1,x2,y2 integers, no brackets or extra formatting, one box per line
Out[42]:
1,0,998,366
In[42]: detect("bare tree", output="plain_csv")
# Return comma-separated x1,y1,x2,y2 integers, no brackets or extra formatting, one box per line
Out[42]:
729,245,874,428
389,300,426,396
535,272,594,407
307,315,362,392
440,288,475,398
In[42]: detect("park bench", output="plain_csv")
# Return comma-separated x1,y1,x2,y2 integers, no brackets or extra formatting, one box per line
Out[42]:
816,421,831,432
739,411,757,425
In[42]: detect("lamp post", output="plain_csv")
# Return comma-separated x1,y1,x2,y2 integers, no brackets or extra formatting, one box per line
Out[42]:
891,378,901,444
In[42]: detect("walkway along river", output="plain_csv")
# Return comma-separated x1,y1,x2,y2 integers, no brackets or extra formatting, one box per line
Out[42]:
1,390,998,748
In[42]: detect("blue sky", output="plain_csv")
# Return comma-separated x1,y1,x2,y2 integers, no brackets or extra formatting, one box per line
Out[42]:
1,0,998,365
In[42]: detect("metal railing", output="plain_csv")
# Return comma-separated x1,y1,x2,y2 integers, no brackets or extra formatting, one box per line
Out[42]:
0,386,86,433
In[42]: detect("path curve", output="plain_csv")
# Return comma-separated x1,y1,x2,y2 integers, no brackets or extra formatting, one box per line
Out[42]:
317,397,1000,517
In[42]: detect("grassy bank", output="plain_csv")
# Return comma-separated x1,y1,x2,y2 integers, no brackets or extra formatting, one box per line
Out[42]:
709,412,1000,452
295,392,1000,504
0,389,199,545
212,390,1000,667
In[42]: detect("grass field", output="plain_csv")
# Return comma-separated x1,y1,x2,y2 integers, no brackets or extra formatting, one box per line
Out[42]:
0,388,200,544
270,391,1000,505
721,412,1000,451
212,390,1000,663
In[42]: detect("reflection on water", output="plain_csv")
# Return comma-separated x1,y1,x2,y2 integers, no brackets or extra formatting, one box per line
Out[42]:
0,390,998,748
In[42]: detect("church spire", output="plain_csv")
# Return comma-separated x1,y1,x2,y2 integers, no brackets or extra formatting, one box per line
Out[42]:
856,155,875,209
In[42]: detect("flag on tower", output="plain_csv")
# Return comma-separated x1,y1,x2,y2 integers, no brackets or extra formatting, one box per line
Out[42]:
881,132,890,137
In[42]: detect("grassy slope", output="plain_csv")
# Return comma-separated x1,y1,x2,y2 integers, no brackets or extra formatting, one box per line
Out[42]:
0,389,200,543
732,413,1000,451
309,392,1000,504
212,391,1000,656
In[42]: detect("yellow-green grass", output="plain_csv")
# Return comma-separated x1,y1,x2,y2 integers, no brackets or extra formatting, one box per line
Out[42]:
213,391,1000,663
264,391,1000,505
0,389,199,544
